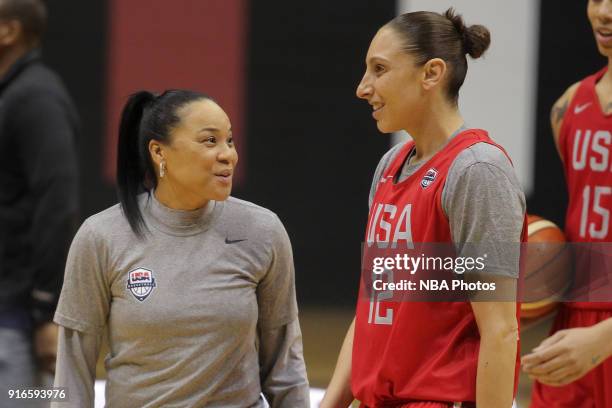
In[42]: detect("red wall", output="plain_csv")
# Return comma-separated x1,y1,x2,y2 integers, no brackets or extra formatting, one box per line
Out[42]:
104,0,247,184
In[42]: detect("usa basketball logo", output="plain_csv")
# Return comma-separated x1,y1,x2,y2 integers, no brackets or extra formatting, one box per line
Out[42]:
421,168,438,188
126,268,156,301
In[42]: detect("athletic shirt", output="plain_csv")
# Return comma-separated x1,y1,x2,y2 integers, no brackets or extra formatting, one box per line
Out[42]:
559,67,612,310
53,194,309,408
352,129,524,407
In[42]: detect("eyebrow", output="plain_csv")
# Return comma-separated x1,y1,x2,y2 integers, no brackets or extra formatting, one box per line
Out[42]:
366,56,390,65
199,126,232,133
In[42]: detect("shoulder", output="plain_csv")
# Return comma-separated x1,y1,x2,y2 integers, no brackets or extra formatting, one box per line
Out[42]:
377,142,405,171
443,142,525,217
550,80,581,154
223,196,279,222
79,203,133,242
445,141,523,199
6,62,73,108
555,81,582,107
221,197,286,239
450,142,515,175
551,81,581,124
371,142,405,183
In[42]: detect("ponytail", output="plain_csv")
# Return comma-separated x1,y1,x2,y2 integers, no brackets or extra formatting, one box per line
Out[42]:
116,91,155,238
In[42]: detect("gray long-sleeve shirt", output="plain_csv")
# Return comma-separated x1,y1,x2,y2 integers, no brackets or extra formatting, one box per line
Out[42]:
52,194,309,408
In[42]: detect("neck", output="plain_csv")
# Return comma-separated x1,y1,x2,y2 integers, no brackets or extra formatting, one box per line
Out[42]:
405,101,464,161
0,43,30,80
154,182,209,211
604,58,612,85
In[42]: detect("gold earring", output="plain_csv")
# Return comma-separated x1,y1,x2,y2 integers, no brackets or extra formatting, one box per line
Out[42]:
160,161,166,178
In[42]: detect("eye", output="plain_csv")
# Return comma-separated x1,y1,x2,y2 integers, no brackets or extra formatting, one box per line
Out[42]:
201,136,216,145
374,64,386,75
227,137,234,146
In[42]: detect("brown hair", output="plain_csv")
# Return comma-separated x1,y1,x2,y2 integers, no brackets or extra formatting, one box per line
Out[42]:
386,8,491,104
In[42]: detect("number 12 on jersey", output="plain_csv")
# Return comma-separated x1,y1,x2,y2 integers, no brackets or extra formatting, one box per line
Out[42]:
368,269,394,325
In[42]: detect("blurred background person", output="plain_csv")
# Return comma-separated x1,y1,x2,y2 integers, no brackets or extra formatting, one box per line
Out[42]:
522,1,612,407
0,0,79,399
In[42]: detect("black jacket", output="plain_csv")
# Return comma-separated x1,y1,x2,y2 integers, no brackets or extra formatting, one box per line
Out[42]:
0,49,79,325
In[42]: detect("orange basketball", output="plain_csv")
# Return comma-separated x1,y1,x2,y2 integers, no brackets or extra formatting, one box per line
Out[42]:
520,214,572,321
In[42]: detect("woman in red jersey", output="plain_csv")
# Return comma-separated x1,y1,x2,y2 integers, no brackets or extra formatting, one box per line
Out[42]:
321,8,526,408
522,1,612,407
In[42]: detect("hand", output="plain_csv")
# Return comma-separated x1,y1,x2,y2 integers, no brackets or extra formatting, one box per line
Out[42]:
34,322,59,374
521,327,604,386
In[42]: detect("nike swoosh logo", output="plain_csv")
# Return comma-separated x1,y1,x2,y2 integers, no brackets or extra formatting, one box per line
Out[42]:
225,238,247,244
574,102,592,114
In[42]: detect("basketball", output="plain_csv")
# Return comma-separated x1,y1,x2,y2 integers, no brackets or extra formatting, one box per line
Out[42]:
520,214,572,320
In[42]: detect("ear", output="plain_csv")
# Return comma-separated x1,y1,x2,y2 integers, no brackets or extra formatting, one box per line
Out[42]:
421,58,447,91
148,139,165,167
0,20,23,47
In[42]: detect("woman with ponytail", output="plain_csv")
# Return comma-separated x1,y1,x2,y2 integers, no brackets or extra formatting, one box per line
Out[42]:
322,8,526,408
51,90,309,407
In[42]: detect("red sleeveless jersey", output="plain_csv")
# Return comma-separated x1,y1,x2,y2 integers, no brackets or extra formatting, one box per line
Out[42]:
559,67,612,310
352,129,523,407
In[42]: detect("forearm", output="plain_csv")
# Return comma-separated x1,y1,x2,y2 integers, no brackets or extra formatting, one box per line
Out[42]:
320,317,355,408
51,326,100,408
259,319,309,408
476,329,517,408
594,316,612,360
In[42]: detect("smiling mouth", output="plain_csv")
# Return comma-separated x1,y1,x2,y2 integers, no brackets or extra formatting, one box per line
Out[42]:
596,29,612,42
214,170,233,177
372,104,385,112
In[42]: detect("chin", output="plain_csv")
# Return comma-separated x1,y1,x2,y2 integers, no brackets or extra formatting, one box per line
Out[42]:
212,188,232,201
597,45,612,58
376,120,400,134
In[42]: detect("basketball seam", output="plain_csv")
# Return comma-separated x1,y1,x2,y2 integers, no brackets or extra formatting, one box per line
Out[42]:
528,220,558,236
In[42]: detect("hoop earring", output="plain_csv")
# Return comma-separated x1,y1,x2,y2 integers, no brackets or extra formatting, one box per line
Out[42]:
159,161,166,178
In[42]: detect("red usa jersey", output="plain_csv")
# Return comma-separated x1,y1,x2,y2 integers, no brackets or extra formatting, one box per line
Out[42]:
559,67,612,309
351,129,522,406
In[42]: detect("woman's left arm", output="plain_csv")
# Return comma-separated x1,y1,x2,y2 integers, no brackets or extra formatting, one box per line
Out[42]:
257,214,309,408
444,145,526,407
471,289,519,408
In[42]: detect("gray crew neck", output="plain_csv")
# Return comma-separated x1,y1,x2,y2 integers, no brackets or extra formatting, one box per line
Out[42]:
142,192,219,236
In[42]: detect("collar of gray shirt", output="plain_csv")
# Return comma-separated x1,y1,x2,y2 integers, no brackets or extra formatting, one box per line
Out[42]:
142,192,219,236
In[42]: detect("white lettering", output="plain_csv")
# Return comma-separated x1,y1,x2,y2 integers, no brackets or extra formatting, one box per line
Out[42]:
391,204,414,249
572,130,592,170
375,204,396,248
580,185,591,238
590,186,611,239
366,203,384,247
590,130,611,172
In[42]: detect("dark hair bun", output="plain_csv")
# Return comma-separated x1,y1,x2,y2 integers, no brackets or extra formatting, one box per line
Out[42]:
444,8,491,59
464,24,491,58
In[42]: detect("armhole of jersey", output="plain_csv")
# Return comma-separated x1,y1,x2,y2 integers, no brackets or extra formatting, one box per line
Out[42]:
370,144,406,206
558,81,585,163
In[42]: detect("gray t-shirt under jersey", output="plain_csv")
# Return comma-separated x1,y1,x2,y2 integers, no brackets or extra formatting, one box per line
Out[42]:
52,194,309,408
369,138,526,277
